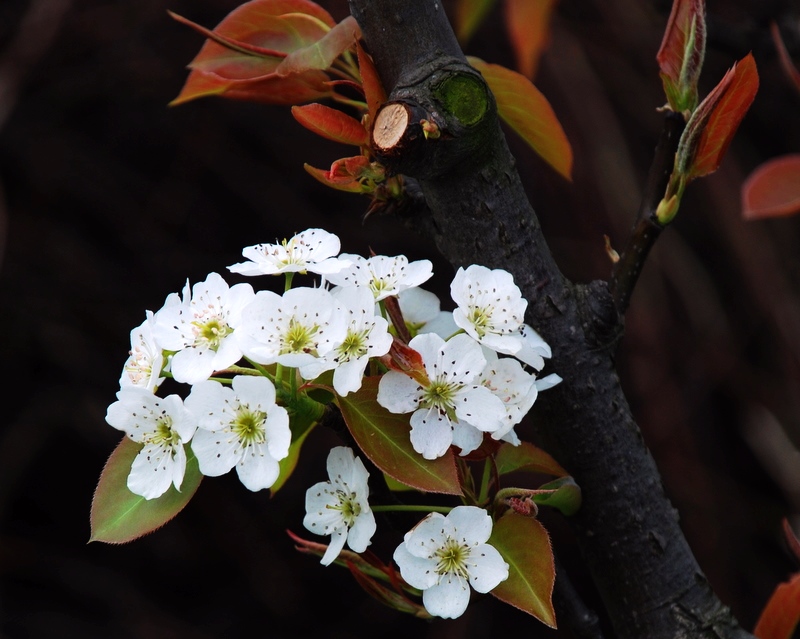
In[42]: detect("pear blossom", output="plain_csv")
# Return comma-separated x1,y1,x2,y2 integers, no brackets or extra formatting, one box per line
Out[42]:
185,375,290,491
299,285,393,395
303,446,376,566
451,264,527,354
236,286,348,372
393,506,509,619
228,228,350,276
119,311,165,392
376,333,506,459
152,273,255,385
397,287,459,339
105,387,196,499
325,254,433,302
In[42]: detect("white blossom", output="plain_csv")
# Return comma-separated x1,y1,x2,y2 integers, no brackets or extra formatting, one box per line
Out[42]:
376,333,506,459
236,286,348,371
303,446,376,566
393,506,509,619
450,265,527,354
325,254,433,302
152,273,255,385
105,388,196,499
185,375,290,491
119,311,165,392
397,287,458,339
299,285,393,395
228,228,349,276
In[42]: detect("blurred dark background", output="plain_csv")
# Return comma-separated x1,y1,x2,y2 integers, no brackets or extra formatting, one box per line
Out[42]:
1,0,800,637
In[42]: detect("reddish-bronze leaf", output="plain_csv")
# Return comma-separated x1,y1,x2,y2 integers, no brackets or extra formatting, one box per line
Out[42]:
357,41,387,126
304,163,364,192
495,441,568,477
656,0,706,112
337,377,462,495
468,57,572,180
679,52,759,180
742,154,800,220
379,337,429,386
292,104,368,146
489,512,557,627
170,0,336,106
503,0,559,80
276,15,361,77
771,22,800,96
754,572,800,639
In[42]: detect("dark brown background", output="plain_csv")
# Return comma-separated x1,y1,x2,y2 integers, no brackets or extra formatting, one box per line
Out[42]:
1,0,799,637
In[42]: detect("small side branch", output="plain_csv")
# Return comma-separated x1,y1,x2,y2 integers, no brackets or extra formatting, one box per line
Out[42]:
609,110,685,314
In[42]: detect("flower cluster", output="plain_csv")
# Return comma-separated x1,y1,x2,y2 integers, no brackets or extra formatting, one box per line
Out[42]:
104,227,561,619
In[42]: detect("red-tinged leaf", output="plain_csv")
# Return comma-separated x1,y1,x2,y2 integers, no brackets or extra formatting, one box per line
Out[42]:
468,57,572,180
336,377,462,495
89,437,202,544
304,163,364,192
503,0,559,80
347,562,432,617
742,154,800,220
170,0,336,106
168,11,289,59
357,42,387,126
292,104,368,146
275,15,361,77
379,336,429,385
172,68,332,106
783,518,800,564
489,512,557,627
656,0,706,112
754,573,800,639
771,22,800,96
453,0,498,44
495,441,568,477
681,52,759,180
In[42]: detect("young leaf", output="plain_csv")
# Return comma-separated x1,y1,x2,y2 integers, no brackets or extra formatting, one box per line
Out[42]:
292,104,368,146
530,476,582,516
275,15,361,77
453,0,498,44
170,0,336,106
677,52,759,180
336,377,463,495
753,573,800,639
357,41,387,127
495,441,568,477
656,0,706,113
467,57,573,180
742,154,800,220
304,161,366,193
90,437,202,544
503,0,559,80
489,512,557,627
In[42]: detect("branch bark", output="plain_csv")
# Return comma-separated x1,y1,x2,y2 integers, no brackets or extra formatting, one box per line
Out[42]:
349,1,755,637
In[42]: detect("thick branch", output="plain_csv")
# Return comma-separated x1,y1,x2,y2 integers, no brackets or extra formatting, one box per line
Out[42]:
350,2,754,637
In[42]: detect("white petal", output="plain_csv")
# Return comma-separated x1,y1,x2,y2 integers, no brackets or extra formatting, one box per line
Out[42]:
398,286,440,324
393,542,439,590
377,371,423,414
450,421,484,456
454,386,506,432
423,574,471,619
235,444,280,491
346,510,376,553
439,334,486,383
535,373,562,391
321,529,348,566
264,406,291,461
191,429,237,477
465,544,509,593
410,408,453,460
447,506,493,545
127,443,183,500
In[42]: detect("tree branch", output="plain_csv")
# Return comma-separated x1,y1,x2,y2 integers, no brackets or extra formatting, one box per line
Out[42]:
349,1,754,637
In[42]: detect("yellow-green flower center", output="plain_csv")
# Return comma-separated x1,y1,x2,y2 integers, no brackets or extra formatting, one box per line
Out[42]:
193,318,233,351
330,490,361,526
435,538,471,579
232,410,267,447
282,318,319,355
338,329,369,361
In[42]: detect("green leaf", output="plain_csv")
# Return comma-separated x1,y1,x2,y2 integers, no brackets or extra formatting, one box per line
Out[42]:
489,512,556,627
336,377,462,495
271,394,324,495
90,437,202,544
495,441,568,478
530,476,582,516
468,57,573,180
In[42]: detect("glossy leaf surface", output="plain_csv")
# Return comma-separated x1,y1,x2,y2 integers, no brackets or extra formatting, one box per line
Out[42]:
275,15,361,77
468,57,572,180
489,512,557,627
495,441,568,477
292,103,368,146
337,377,462,495
90,437,202,544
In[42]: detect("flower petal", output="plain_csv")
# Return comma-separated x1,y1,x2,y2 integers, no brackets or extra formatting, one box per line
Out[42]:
466,544,509,593
423,574,471,619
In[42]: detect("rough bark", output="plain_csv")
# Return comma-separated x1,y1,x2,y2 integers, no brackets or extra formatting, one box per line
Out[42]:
349,1,756,637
